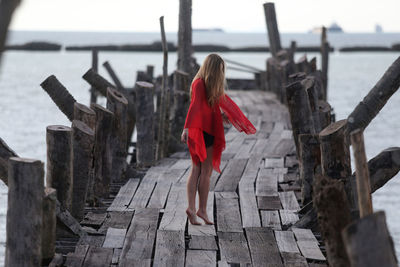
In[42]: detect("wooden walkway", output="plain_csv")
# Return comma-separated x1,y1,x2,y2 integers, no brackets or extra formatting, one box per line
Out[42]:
60,90,327,267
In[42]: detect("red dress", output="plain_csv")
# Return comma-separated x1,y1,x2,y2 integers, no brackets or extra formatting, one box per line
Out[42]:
184,78,256,173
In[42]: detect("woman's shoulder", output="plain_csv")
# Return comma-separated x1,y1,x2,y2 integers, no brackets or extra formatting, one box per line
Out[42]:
193,77,205,86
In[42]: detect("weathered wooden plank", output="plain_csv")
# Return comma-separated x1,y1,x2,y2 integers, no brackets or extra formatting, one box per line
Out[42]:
188,235,218,250
216,195,243,232
265,157,284,168
119,208,159,265
189,192,215,236
250,139,269,154
128,178,157,210
241,154,262,181
214,191,238,199
279,191,300,211
297,240,326,261
146,181,172,209
285,156,298,168
82,246,113,267
234,139,256,159
76,235,105,247
246,227,283,267
210,161,228,191
102,228,127,248
169,159,191,169
98,211,133,234
107,178,140,212
292,228,318,244
214,158,248,192
256,168,278,196
153,230,185,267
274,230,300,254
260,210,281,230
257,196,282,210
217,232,251,264
111,248,121,265
281,252,308,267
65,245,89,267
279,210,299,227
185,250,216,267
81,212,107,227
238,181,261,228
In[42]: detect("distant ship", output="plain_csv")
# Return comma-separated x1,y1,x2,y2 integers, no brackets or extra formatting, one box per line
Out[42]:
309,22,344,34
193,28,224,33
375,24,383,33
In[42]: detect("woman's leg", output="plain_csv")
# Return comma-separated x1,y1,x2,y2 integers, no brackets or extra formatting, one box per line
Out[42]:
186,160,202,225
196,146,214,225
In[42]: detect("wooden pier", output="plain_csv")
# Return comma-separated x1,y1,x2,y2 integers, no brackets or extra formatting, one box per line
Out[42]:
50,90,327,267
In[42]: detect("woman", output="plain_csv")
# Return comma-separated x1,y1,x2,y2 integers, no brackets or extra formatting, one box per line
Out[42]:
181,54,256,225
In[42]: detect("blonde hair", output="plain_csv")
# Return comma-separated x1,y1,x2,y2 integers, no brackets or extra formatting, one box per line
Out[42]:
191,53,226,107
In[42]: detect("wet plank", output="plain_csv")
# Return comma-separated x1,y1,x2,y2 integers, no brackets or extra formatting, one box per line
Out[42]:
107,178,140,212
246,227,283,267
279,191,300,211
260,210,281,230
217,232,251,264
214,158,248,192
153,230,185,267
185,250,216,267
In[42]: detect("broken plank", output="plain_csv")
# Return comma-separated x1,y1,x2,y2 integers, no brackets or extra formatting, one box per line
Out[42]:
217,232,251,264
185,250,216,267
153,230,185,267
119,208,159,265
107,178,140,212
279,191,300,211
102,228,127,248
260,210,282,230
214,158,248,192
274,230,300,254
246,227,283,267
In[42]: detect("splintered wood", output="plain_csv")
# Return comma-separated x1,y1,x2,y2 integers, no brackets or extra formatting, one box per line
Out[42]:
60,90,326,266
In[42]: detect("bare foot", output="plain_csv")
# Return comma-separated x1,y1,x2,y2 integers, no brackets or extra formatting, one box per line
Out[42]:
186,209,202,225
196,210,214,225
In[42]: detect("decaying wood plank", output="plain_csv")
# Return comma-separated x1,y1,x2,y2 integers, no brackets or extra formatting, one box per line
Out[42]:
261,210,282,230
214,158,248,192
297,240,326,261
82,246,113,267
279,191,300,211
274,230,300,254
257,196,282,210
128,174,159,210
102,228,127,248
279,210,299,227
98,211,134,234
81,212,107,227
217,232,252,264
256,168,278,197
216,194,243,232
153,230,185,267
239,181,261,228
188,235,218,250
64,245,90,267
185,250,216,267
107,178,140,212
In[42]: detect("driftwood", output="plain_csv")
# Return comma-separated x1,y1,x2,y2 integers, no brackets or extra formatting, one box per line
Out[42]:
41,75,77,121
46,125,73,210
263,2,282,57
169,70,190,153
89,49,98,103
177,0,193,74
71,120,94,221
91,103,114,199
6,157,44,267
0,137,17,185
298,134,320,205
107,88,128,181
347,56,400,133
135,81,155,167
73,102,96,130
342,211,397,267
285,81,315,157
42,187,57,263
313,174,351,267
103,61,124,90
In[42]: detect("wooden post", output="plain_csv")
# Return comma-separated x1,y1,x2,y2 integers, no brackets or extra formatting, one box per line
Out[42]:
73,102,96,130
71,120,94,221
350,129,373,217
103,61,124,90
319,119,351,180
298,134,320,205
168,70,190,153
42,187,57,264
0,137,17,185
309,70,326,100
318,100,332,130
347,56,400,133
178,0,193,74
135,81,155,167
313,174,351,266
342,211,397,267
46,125,73,210
6,157,44,267
296,55,311,74
321,27,329,96
146,65,154,81
107,88,128,181
302,77,322,133
41,75,77,121
263,2,282,57
289,40,297,62
91,103,114,199
83,68,116,97
90,49,98,104
285,81,315,157
157,16,169,159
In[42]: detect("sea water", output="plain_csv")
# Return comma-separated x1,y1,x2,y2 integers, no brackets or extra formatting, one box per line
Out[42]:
0,31,400,265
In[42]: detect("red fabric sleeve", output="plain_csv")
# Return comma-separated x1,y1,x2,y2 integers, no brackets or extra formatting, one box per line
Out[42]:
219,94,256,135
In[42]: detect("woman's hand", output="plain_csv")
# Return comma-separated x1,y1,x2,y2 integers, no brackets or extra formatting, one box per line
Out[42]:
181,128,188,143
222,112,230,124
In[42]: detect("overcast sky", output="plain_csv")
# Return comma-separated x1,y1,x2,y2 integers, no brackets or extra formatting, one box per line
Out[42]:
9,0,400,33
